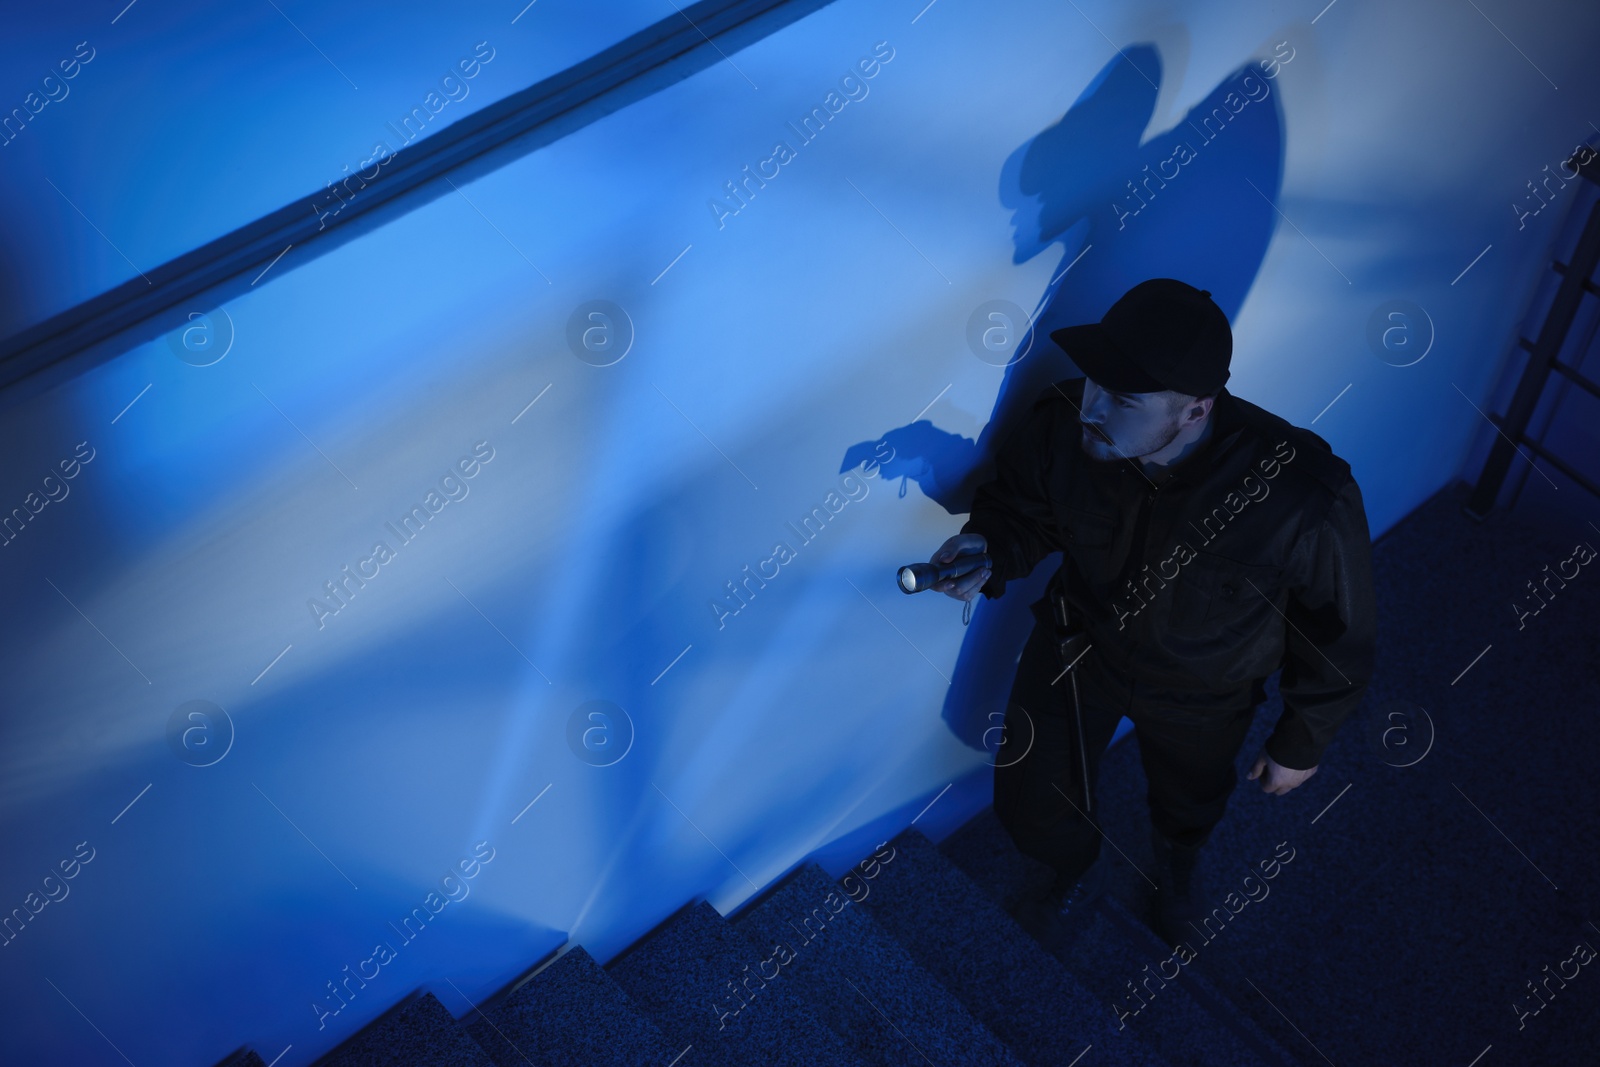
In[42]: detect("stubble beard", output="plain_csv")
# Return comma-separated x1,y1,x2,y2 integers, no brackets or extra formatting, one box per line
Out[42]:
1079,416,1182,463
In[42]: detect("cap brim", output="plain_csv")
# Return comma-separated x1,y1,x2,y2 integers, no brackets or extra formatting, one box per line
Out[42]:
1049,324,1168,393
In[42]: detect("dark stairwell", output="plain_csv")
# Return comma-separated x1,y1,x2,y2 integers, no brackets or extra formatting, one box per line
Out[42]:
217,479,1600,1067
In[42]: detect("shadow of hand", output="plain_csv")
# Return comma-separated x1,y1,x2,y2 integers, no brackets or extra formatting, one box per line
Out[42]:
840,420,983,512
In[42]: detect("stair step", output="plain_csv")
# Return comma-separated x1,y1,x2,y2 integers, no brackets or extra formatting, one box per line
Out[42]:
855,827,1169,1067
1051,897,1282,1067
312,991,495,1066
465,944,676,1066
607,898,869,1067
1099,897,1301,1067
730,858,1025,1067
938,805,1299,1067
935,804,1049,911
213,1050,268,1067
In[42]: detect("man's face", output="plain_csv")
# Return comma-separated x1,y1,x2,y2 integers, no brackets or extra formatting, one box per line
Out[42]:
1078,377,1187,462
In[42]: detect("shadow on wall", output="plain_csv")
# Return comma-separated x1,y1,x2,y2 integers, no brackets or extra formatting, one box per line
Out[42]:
839,40,1291,754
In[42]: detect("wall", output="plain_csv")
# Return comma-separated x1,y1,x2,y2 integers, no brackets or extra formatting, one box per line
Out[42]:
0,0,674,340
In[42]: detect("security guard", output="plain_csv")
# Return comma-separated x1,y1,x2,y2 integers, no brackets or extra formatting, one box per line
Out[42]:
927,278,1377,949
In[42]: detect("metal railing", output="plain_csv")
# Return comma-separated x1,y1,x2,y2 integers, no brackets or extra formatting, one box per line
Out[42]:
1464,146,1600,519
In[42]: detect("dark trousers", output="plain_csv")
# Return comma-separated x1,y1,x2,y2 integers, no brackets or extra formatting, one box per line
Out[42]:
993,621,1262,882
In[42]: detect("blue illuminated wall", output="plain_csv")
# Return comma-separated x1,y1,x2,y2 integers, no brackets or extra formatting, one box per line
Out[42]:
0,0,676,338
1,0,1598,1064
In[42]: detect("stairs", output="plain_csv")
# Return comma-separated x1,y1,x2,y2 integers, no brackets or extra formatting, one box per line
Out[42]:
215,803,1308,1067
466,945,677,1065
937,807,1300,1067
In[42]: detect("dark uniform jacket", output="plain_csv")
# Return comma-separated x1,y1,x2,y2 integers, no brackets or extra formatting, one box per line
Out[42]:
960,376,1377,770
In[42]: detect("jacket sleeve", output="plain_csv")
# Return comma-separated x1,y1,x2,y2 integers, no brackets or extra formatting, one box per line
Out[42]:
958,394,1062,599
1264,477,1378,770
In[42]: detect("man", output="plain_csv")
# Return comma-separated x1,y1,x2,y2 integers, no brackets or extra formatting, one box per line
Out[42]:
927,278,1376,950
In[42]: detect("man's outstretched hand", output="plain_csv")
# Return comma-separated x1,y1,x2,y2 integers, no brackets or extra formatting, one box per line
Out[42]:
1247,749,1318,796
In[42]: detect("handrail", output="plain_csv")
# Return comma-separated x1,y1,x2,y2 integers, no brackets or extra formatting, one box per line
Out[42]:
0,0,835,407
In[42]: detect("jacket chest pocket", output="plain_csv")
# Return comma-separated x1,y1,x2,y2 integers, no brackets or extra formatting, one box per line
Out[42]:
1057,505,1115,550
1170,549,1283,631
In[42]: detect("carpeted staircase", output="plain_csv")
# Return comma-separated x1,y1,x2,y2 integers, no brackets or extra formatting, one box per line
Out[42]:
215,809,1304,1067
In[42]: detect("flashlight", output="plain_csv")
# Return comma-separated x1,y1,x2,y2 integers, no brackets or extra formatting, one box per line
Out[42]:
898,552,992,594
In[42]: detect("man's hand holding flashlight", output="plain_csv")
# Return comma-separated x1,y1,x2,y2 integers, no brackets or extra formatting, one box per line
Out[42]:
929,534,989,601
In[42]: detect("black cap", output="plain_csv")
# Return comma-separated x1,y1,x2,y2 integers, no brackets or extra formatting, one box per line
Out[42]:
1049,278,1232,397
